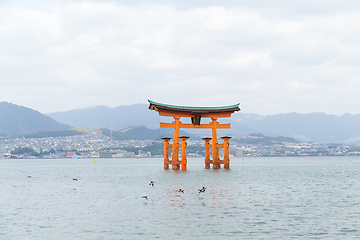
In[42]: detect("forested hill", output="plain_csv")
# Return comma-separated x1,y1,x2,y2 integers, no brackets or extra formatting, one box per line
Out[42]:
0,102,71,135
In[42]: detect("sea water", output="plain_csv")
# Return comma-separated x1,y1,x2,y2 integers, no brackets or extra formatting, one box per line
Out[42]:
1,156,360,239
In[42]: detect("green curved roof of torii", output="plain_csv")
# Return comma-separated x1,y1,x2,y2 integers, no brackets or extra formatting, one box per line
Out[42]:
148,100,240,113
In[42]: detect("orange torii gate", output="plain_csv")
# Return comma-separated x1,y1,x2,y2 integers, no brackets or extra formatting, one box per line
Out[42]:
148,100,240,170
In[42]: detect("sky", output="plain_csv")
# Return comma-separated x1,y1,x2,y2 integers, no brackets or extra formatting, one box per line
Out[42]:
1,0,360,115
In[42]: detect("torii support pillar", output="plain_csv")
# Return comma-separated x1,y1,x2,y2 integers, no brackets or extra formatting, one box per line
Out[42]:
171,117,181,170
221,136,232,169
162,136,188,170
162,137,172,170
202,136,232,169
211,117,220,169
202,137,212,169
180,136,189,170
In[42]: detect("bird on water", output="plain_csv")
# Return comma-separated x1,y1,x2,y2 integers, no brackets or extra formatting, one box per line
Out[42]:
149,181,154,187
198,187,206,193
73,178,77,181
142,195,148,200
178,189,184,193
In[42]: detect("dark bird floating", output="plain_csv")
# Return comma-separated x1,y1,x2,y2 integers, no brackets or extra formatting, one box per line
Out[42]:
149,181,154,187
73,178,77,181
142,196,148,200
198,187,207,193
178,189,184,193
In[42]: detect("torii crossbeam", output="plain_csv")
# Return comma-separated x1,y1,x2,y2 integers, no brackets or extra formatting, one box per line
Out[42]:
148,100,240,170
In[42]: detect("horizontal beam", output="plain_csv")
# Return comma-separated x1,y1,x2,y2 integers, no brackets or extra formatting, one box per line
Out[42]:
165,160,181,164
166,160,226,165
160,122,231,129
208,160,225,164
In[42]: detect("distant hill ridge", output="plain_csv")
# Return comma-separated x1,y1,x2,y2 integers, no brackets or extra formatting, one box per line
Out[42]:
0,102,71,135
47,104,360,144
2,101,360,144
231,112,360,144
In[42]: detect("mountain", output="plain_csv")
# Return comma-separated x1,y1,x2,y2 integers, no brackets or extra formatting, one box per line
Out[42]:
8,100,360,144
0,102,72,135
47,103,360,144
231,112,360,144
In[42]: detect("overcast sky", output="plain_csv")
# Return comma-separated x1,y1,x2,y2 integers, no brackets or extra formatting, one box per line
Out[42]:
1,0,360,115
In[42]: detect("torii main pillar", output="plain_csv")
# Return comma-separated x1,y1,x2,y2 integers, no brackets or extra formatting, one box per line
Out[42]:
149,100,240,170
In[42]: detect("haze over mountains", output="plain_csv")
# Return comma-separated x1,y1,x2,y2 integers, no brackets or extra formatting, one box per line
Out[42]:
231,112,360,144
48,104,161,130
2,101,360,145
47,103,360,144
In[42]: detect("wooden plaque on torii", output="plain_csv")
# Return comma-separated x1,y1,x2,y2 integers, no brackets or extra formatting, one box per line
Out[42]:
148,100,240,170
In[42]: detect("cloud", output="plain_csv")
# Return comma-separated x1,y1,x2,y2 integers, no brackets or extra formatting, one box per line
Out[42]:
0,1,360,115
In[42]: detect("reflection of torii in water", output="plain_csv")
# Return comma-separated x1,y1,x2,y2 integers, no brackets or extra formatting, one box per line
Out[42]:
148,100,240,170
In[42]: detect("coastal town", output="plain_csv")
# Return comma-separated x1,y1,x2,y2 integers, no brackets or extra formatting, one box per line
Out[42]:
1,132,360,159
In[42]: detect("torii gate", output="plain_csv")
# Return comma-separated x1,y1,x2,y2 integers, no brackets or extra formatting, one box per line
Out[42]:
148,100,240,170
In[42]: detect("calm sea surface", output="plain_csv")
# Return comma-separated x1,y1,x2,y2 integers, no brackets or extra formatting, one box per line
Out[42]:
1,156,360,239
